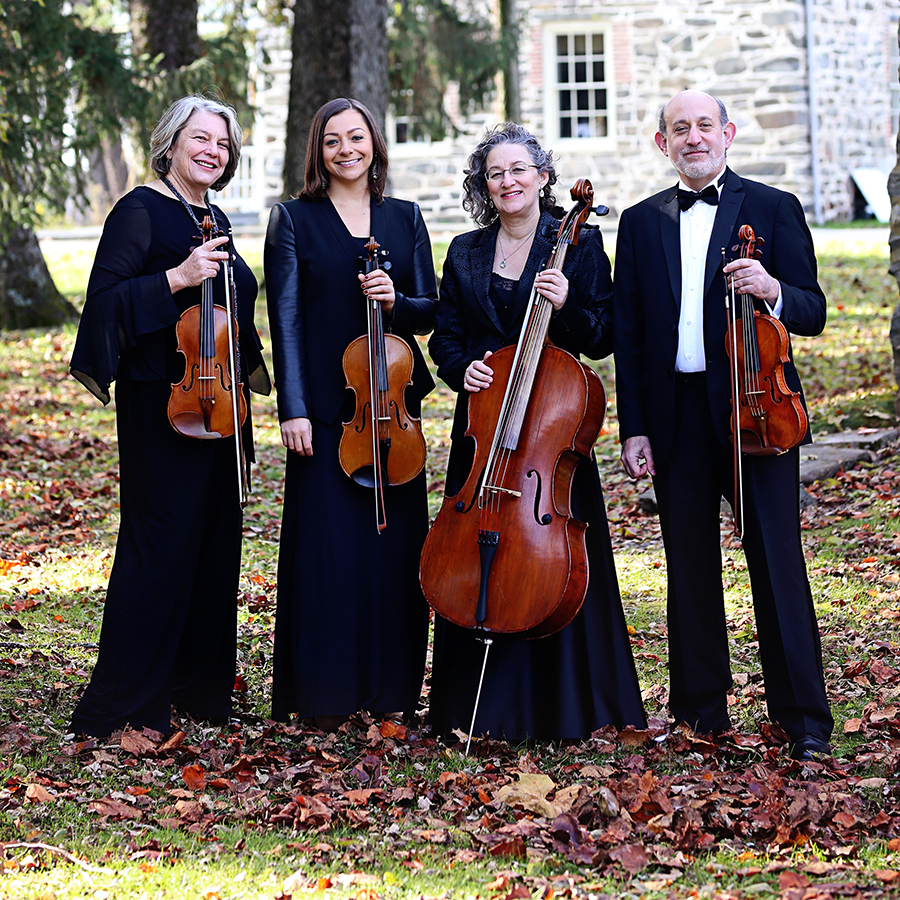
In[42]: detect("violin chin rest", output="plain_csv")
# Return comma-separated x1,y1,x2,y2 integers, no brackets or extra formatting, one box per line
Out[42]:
350,465,389,489
169,411,222,440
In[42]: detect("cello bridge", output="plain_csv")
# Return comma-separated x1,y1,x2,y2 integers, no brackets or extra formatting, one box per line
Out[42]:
483,484,522,499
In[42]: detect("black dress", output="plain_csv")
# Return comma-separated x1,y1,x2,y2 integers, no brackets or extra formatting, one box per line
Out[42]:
427,212,646,741
69,186,271,737
264,196,437,721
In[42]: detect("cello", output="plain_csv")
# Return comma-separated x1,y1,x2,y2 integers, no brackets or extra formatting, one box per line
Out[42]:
724,224,807,536
339,236,427,532
168,215,249,507
419,180,606,639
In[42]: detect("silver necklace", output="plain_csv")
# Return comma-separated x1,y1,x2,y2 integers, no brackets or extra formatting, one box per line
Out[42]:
497,232,531,269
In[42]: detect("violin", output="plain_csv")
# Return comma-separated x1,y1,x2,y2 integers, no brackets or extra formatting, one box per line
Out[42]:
724,224,807,535
168,215,249,506
419,180,606,638
338,236,426,532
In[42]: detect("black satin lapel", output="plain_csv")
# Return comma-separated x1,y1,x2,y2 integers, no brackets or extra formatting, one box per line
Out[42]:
522,214,554,284
472,226,505,335
370,199,386,250
705,188,743,298
660,194,682,310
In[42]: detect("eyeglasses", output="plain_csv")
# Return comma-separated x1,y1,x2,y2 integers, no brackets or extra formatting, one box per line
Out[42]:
484,164,538,183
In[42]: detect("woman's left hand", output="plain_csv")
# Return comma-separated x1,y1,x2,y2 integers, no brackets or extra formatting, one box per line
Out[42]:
534,267,569,311
359,269,396,315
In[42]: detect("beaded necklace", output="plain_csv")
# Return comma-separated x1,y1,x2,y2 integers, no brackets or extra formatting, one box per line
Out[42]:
161,175,219,236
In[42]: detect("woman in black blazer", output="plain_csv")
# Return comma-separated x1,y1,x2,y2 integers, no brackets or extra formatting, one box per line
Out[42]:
264,98,437,729
427,123,646,740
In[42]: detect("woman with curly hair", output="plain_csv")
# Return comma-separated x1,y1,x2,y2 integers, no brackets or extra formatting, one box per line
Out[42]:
427,123,646,741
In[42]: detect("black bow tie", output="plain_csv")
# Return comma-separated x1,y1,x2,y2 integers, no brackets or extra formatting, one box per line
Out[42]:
676,184,719,211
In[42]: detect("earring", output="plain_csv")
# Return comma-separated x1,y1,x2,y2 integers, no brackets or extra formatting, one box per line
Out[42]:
371,161,378,181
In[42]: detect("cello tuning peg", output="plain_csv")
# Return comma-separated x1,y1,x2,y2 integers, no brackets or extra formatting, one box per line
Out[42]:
382,261,392,271
539,224,556,239
593,205,610,217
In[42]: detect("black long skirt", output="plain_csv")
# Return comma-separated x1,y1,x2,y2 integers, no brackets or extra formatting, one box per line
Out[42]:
271,416,430,721
428,436,646,741
70,378,242,737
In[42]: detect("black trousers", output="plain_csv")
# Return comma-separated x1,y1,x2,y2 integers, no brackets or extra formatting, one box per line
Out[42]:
651,374,832,743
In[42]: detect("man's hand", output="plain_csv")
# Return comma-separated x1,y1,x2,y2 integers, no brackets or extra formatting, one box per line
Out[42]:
723,258,779,303
621,435,655,480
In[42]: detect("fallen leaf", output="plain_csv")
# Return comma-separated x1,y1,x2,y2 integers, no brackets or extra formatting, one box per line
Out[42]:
182,764,207,791
23,783,54,804
610,843,649,874
89,797,142,820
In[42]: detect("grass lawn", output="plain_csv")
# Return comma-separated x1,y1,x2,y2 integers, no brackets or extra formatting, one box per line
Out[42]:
0,234,898,899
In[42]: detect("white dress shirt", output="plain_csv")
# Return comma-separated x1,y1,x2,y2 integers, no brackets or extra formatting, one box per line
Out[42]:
675,169,783,373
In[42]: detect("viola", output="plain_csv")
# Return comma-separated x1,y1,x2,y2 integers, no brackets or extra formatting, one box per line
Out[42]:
168,215,249,505
724,223,807,535
419,180,606,637
338,236,426,532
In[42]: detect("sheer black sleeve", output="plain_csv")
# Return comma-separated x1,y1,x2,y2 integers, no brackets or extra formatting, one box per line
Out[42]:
69,195,179,404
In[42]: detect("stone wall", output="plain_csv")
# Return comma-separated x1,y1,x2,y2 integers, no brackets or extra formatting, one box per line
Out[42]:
252,0,895,236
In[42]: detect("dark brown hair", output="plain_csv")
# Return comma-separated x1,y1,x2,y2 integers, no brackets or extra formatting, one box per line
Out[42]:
299,98,388,202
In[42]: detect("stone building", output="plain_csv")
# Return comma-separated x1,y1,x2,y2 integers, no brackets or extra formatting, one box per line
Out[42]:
225,0,897,232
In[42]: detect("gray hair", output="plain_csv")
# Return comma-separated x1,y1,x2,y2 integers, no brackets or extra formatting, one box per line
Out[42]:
149,95,242,192
658,93,729,136
461,123,558,228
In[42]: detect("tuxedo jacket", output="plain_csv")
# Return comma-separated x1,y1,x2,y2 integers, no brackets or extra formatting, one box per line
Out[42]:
613,167,826,463
265,196,437,426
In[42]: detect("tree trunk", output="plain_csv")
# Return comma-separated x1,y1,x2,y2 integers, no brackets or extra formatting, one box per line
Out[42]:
0,228,77,330
282,0,388,199
889,19,900,416
130,0,200,70
499,0,520,123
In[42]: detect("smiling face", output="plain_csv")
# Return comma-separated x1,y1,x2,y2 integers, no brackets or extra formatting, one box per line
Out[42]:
321,109,374,189
655,91,735,190
484,143,548,223
165,110,231,202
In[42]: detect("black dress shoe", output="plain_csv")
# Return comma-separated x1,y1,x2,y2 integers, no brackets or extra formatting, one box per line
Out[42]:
789,735,831,760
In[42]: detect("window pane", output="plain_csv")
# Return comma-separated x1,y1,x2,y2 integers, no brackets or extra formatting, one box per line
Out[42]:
577,89,589,111
574,35,585,55
560,116,572,139
595,88,607,109
593,60,605,82
594,115,608,137
558,62,569,83
574,61,586,83
576,117,590,138
559,91,571,112
592,33,604,54
396,121,408,144
557,34,568,56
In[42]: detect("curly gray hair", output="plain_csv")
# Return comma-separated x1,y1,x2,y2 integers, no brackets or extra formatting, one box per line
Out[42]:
149,95,242,192
461,123,558,228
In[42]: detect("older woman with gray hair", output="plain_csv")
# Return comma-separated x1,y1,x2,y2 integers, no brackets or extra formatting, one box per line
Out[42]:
427,122,645,741
68,95,270,738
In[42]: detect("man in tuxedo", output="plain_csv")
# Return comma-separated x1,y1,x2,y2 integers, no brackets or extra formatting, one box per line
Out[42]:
613,90,833,760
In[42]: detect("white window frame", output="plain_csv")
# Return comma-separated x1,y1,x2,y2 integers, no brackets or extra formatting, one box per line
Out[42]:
385,105,454,158
542,21,616,150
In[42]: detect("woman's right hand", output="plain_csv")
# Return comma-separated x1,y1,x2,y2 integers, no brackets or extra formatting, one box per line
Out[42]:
166,235,230,293
463,350,494,393
281,417,313,456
